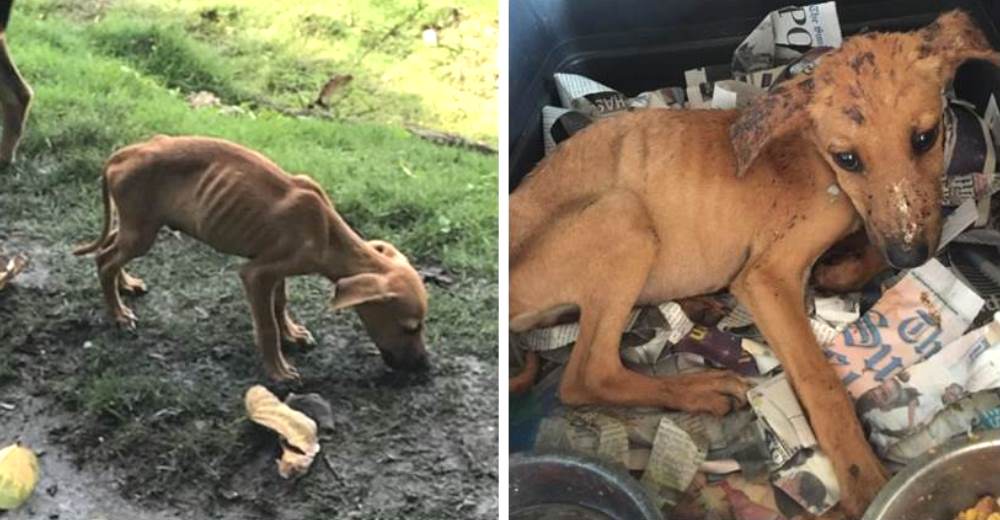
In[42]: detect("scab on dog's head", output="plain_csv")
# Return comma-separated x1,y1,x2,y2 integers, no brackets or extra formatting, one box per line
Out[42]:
731,10,1000,268
329,240,430,372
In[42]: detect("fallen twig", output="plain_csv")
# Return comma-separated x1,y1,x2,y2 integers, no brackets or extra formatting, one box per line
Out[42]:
404,124,497,155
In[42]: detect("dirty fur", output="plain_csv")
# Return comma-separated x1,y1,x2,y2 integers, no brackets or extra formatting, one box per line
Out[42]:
509,10,1000,518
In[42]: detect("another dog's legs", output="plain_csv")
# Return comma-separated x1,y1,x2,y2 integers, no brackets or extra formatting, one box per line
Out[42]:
0,33,31,166
732,264,887,518
96,227,156,329
273,278,315,348
240,263,299,381
511,191,749,414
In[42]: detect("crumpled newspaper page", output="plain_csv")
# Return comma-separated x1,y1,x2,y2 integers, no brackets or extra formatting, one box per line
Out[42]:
543,73,685,153
672,325,759,376
772,449,840,516
0,253,28,292
748,374,838,515
824,259,984,399
748,374,817,468
813,293,860,329
885,390,1000,464
731,2,842,77
512,302,694,370
640,417,707,508
863,315,1000,452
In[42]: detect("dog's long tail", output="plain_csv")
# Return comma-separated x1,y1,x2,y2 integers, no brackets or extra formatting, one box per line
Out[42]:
73,164,113,256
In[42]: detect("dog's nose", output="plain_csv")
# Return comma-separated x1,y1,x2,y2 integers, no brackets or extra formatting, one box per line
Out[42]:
885,241,930,268
382,350,431,372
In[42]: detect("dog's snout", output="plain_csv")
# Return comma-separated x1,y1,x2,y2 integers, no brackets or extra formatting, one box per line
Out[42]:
381,349,431,372
885,241,930,269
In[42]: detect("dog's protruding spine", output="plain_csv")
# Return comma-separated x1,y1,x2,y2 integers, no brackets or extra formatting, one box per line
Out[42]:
73,163,113,256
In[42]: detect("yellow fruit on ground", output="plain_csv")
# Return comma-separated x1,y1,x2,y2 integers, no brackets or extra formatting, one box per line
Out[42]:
0,442,39,510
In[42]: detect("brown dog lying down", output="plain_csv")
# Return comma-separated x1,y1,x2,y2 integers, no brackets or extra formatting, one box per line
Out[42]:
74,135,430,380
0,0,33,166
509,11,999,518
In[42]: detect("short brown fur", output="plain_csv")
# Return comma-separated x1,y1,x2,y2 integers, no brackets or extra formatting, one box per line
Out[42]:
75,136,431,380
509,11,999,518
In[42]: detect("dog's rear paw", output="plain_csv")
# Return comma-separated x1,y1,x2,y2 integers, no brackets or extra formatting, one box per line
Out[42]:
118,272,148,296
670,371,750,416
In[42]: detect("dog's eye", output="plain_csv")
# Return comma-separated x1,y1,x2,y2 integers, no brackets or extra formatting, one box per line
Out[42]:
832,151,863,173
912,126,938,154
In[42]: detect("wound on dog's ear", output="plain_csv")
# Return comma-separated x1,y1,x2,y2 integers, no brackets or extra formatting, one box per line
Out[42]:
919,10,1000,80
730,78,814,177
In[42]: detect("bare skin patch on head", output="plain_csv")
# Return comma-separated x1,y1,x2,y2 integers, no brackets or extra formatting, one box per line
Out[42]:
843,106,865,125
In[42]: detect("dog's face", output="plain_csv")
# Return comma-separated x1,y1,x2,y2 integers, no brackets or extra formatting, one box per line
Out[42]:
330,240,430,371
731,10,1000,268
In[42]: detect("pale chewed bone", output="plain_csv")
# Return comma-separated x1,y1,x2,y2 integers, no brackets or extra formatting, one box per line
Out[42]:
245,385,320,478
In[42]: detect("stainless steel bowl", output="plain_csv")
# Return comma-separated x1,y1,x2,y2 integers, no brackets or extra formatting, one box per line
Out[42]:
864,430,1000,520
509,452,664,520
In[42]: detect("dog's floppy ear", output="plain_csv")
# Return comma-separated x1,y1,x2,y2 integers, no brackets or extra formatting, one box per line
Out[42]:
329,273,396,310
730,76,815,177
918,10,1000,81
368,239,402,260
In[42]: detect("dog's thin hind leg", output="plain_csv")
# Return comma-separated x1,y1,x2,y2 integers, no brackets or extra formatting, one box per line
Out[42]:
96,225,156,328
273,278,315,348
511,190,749,414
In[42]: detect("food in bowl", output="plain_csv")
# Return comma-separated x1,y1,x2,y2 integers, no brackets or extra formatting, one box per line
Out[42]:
956,496,1000,520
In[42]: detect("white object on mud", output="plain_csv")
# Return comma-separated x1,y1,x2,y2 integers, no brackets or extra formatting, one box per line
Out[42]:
245,385,320,479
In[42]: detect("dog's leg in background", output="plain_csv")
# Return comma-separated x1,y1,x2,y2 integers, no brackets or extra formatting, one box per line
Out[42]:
732,261,888,518
812,237,889,293
240,262,299,381
0,0,32,166
273,278,316,348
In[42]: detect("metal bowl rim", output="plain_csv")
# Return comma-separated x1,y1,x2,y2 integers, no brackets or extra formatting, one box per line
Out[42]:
863,429,1000,519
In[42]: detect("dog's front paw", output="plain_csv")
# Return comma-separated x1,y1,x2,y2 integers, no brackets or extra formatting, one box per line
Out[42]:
669,371,750,416
112,306,138,330
266,362,302,383
836,455,888,519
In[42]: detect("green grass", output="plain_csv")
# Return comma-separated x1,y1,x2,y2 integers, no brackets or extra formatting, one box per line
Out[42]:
10,0,497,275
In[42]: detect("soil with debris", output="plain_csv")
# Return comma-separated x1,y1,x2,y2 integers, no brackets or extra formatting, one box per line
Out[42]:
0,172,498,519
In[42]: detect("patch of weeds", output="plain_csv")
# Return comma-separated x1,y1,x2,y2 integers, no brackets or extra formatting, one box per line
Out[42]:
81,373,207,426
298,13,350,39
88,16,250,103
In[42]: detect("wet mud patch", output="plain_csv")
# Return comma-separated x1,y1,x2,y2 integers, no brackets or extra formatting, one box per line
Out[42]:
0,215,497,518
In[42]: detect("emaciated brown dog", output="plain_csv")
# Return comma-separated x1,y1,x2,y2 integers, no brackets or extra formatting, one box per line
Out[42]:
509,11,999,518
75,136,430,380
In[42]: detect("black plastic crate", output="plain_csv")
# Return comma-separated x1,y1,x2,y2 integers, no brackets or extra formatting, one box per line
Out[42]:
508,0,1000,190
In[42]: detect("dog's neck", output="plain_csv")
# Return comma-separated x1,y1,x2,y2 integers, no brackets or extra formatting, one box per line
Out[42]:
319,208,394,281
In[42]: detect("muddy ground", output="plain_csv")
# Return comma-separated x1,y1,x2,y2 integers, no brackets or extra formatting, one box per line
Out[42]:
0,165,498,519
